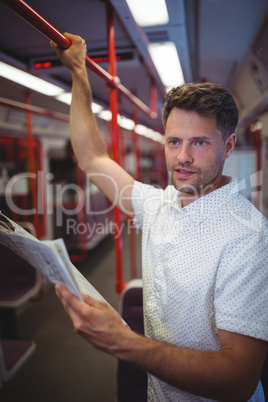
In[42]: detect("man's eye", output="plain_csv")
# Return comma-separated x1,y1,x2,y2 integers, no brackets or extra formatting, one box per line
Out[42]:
196,141,207,146
169,140,179,146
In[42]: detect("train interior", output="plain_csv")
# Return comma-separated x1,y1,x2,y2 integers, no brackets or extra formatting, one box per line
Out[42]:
0,0,268,400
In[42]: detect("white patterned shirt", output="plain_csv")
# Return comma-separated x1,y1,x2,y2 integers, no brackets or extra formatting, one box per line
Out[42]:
132,176,268,401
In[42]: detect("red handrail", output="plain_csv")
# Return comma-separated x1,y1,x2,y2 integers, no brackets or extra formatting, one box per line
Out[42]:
0,0,157,119
0,96,69,122
0,0,71,48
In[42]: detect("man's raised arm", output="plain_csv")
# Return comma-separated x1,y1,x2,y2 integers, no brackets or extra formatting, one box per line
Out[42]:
51,33,135,216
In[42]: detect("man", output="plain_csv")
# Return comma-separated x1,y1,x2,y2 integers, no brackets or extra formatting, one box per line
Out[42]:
51,33,268,401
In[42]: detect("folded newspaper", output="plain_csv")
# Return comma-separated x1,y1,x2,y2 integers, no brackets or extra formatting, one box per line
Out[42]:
0,211,108,303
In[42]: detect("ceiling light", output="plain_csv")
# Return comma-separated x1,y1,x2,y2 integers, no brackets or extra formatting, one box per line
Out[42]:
56,92,72,105
0,61,64,96
91,102,103,114
151,130,165,144
126,0,169,26
135,125,164,143
56,92,103,114
135,124,150,136
118,116,135,130
148,42,184,89
98,110,112,121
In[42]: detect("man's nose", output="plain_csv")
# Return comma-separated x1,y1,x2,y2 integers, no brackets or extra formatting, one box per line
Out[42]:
176,143,193,164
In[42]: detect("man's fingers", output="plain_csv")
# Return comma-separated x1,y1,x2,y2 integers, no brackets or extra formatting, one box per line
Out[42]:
55,284,119,327
49,32,87,71
55,283,71,299
49,39,56,49
55,283,82,313
55,284,101,314
49,32,74,52
62,32,75,41
82,293,107,309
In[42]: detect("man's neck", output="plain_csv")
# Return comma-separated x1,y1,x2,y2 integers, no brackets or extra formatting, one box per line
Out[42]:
180,176,229,207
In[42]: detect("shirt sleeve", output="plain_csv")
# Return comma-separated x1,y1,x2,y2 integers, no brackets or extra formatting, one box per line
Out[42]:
131,181,165,229
214,230,268,341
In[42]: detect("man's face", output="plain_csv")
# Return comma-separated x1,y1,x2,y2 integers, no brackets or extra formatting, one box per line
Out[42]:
165,108,234,202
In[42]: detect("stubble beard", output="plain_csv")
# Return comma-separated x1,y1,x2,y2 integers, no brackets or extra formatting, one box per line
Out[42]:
170,167,205,195
170,161,224,196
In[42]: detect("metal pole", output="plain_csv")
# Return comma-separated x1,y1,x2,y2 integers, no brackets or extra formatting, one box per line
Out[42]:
0,96,69,122
106,2,126,294
25,91,39,236
128,103,139,280
0,0,70,48
132,101,141,182
0,0,157,118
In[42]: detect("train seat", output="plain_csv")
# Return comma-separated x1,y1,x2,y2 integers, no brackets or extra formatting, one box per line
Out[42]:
0,220,42,385
0,339,36,386
0,244,43,309
0,243,39,386
117,279,147,402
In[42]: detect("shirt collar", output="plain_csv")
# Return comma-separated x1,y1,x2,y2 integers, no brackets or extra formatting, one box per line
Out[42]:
171,176,239,226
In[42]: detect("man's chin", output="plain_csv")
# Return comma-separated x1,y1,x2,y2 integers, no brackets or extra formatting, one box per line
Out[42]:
171,178,198,194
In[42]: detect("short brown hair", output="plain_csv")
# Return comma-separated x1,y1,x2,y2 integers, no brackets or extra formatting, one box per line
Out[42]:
162,83,238,142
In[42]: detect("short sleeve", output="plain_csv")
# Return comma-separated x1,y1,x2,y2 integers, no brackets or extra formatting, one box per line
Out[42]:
214,231,268,341
131,181,166,229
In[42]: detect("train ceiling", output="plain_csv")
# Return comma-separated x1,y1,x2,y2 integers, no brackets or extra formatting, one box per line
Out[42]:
0,0,268,133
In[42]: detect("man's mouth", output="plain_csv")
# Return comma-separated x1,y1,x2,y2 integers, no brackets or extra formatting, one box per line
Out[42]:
174,168,196,178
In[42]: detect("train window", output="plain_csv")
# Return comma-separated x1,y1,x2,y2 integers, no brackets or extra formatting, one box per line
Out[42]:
0,136,44,236
223,149,256,202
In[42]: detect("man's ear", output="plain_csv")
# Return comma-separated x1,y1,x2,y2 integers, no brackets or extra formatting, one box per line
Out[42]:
224,133,236,160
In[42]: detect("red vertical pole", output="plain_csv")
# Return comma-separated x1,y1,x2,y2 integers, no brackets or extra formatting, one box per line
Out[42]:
106,2,126,294
132,99,141,182
128,103,139,279
117,95,124,168
25,91,39,236
36,141,46,237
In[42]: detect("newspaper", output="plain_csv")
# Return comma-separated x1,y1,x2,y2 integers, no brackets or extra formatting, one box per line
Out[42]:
0,212,109,303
